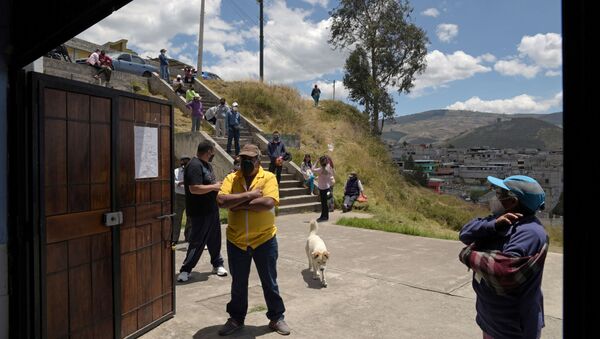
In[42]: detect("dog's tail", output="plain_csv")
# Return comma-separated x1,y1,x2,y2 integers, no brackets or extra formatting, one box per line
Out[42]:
309,220,318,235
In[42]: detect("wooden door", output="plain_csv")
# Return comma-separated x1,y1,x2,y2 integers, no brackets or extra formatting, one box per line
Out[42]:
43,89,114,338
38,74,174,339
117,98,174,338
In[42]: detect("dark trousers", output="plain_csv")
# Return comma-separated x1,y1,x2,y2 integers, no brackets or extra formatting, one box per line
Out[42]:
268,162,282,184
180,212,224,273
171,193,190,242
319,188,329,220
226,236,285,323
227,127,240,155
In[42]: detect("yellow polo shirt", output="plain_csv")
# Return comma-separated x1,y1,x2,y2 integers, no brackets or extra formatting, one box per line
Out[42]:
219,167,279,250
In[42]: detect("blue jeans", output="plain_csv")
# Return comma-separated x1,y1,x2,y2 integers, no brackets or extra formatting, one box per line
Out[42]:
304,175,315,194
226,236,285,323
160,64,170,81
227,127,240,155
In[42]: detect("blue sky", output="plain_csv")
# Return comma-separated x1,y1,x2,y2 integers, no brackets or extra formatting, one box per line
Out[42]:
79,0,562,116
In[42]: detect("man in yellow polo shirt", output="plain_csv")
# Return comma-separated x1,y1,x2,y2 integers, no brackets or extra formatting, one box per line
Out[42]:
216,144,291,336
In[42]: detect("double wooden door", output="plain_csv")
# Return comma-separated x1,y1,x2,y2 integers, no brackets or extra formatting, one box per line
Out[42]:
37,74,174,338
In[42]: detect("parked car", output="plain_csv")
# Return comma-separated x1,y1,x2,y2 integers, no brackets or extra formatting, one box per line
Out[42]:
76,52,158,77
201,71,222,80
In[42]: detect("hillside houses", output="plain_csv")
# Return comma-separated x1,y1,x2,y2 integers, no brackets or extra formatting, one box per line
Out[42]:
392,144,563,215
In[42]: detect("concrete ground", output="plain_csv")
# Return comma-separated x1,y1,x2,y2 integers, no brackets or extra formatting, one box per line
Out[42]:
142,211,563,339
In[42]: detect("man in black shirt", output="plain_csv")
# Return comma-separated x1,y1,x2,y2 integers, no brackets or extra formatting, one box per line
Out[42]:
178,140,228,282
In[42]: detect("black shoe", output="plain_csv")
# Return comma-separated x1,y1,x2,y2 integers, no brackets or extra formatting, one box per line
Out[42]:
218,318,244,336
316,217,328,222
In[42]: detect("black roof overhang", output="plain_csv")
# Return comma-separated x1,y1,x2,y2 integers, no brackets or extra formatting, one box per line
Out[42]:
7,0,133,68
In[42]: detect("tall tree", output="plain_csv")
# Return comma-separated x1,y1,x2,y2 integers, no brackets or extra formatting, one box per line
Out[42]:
329,0,428,134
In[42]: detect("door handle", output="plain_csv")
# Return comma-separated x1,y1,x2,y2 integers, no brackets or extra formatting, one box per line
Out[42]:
156,213,176,220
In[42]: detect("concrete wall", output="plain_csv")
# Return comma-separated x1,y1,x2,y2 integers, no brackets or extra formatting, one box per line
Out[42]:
174,132,234,181
43,57,149,92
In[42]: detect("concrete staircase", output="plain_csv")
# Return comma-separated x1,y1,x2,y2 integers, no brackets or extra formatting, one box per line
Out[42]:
161,77,320,215
258,154,321,215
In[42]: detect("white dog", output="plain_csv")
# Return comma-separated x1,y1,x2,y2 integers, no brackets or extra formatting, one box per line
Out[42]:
306,220,330,287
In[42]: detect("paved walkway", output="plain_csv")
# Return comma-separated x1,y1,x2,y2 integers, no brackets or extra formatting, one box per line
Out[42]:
142,211,563,338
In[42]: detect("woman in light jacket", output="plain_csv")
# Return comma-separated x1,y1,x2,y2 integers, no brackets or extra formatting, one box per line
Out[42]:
312,155,335,222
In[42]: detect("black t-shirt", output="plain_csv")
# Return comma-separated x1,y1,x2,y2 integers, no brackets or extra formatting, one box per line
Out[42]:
184,157,218,216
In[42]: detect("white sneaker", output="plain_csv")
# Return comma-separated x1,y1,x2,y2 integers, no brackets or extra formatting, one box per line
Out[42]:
177,271,189,282
213,266,228,276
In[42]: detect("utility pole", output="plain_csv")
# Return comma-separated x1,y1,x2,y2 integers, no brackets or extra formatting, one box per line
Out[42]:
258,0,264,82
197,0,205,75
333,80,336,100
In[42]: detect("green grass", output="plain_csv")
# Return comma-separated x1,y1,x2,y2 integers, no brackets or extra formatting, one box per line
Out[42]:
248,305,267,314
190,81,523,243
337,216,458,240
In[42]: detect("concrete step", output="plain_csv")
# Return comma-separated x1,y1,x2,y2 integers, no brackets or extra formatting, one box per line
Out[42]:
277,202,321,215
279,194,319,206
279,187,309,198
278,180,302,189
262,166,289,174
280,173,295,180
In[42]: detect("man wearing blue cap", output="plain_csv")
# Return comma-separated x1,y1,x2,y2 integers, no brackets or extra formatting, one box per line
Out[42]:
458,175,549,339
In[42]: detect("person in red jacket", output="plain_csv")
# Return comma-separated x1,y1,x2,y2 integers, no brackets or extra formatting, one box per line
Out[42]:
93,50,113,85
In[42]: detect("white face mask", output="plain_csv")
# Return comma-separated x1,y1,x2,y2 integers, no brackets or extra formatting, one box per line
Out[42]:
489,196,506,215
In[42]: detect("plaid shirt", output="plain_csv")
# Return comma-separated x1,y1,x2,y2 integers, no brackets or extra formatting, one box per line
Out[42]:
459,239,549,296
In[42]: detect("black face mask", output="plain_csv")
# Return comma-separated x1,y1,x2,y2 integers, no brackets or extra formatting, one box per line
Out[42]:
274,136,280,141
241,159,255,176
209,154,215,162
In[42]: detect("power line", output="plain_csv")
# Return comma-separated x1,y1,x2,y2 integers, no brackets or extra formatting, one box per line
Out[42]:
226,0,317,74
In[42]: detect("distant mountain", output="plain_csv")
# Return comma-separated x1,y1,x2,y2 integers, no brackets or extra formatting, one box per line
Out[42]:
381,109,562,146
445,118,563,150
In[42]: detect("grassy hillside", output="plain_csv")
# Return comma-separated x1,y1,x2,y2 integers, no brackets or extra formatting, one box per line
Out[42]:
446,117,563,150
383,109,563,145
205,80,488,240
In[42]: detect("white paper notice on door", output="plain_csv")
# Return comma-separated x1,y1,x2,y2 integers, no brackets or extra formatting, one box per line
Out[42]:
134,126,159,179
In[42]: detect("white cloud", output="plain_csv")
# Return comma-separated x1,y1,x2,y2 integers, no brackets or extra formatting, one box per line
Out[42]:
493,33,562,79
422,8,440,17
446,91,563,114
518,33,562,69
412,50,491,95
478,53,496,63
301,0,329,8
436,24,458,43
77,0,241,61
211,0,347,83
494,59,540,79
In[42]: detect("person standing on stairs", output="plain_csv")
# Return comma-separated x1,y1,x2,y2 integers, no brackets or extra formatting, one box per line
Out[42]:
267,131,287,185
226,102,242,155
187,93,204,132
159,48,170,81
214,98,229,138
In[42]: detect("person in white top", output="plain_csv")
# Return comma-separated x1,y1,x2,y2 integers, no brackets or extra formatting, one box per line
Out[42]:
214,98,230,138
86,48,100,67
300,154,315,195
171,155,191,247
312,155,335,222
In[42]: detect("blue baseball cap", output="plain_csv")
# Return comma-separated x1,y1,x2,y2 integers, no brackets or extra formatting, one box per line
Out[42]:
487,175,545,212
